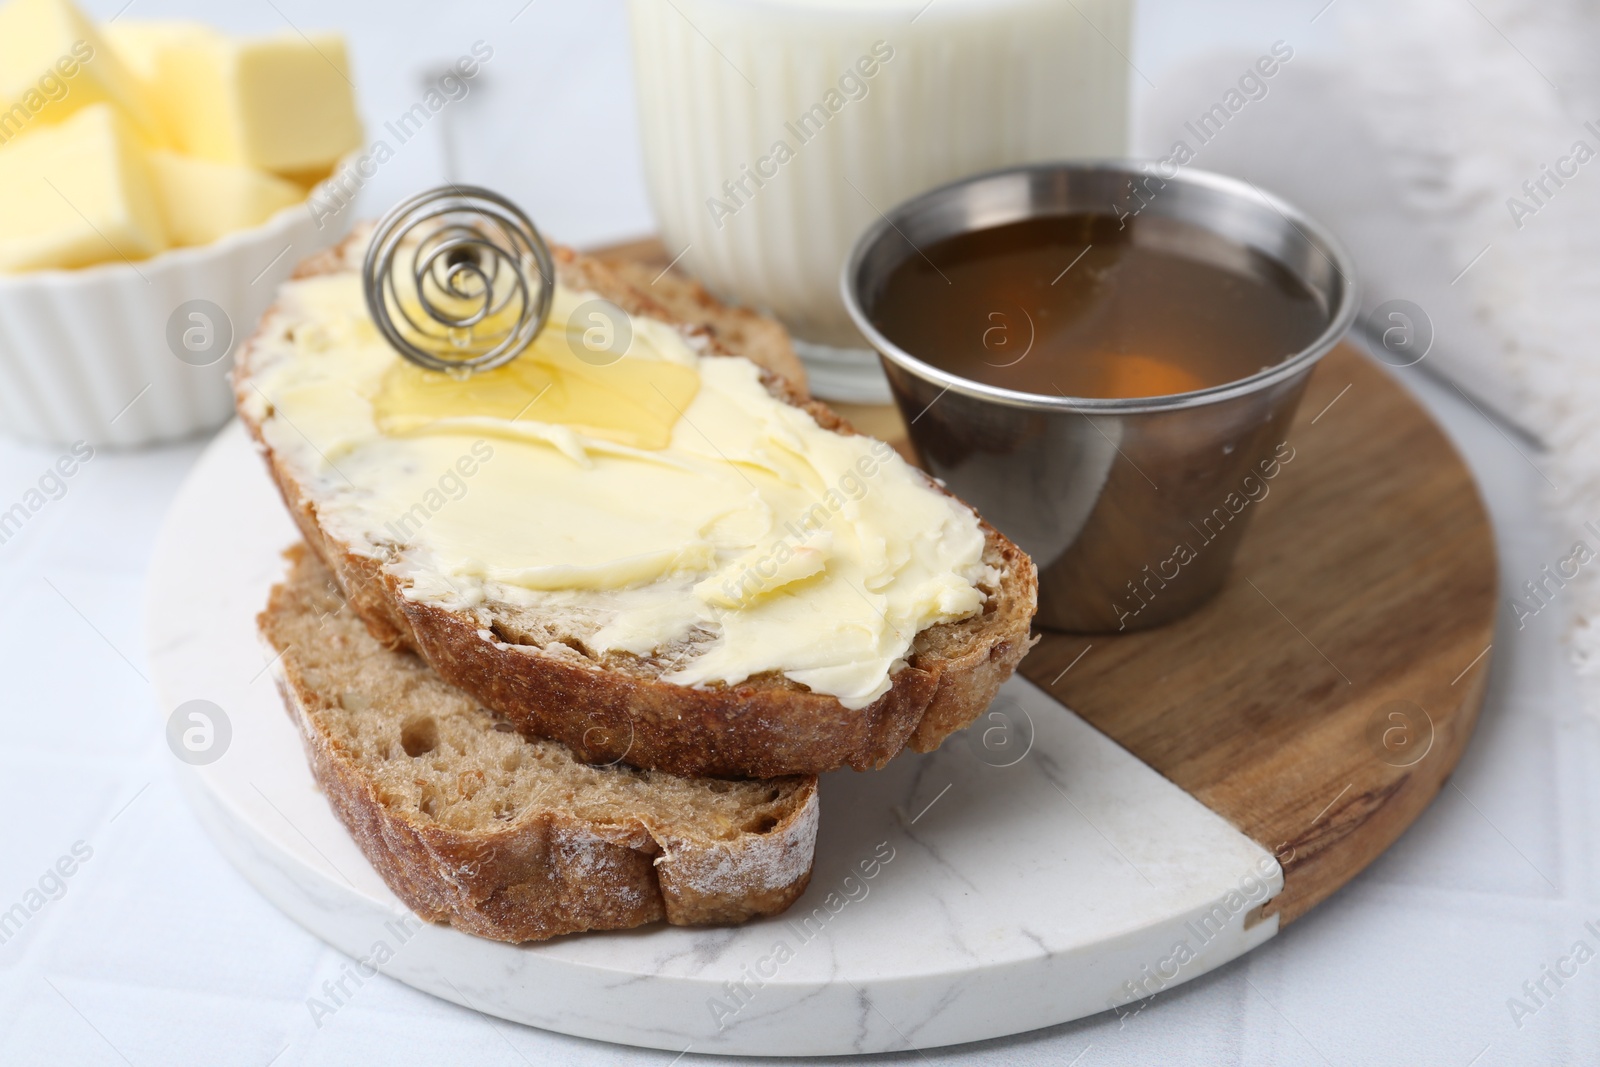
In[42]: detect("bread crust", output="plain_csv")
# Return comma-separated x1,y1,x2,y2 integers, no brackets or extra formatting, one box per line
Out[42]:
262,545,819,942
595,251,808,388
237,231,1038,779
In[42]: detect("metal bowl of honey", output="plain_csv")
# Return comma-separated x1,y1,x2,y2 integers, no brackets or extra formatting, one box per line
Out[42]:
841,162,1359,632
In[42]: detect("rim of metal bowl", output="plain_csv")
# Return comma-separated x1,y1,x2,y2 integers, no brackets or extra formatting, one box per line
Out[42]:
840,161,1361,415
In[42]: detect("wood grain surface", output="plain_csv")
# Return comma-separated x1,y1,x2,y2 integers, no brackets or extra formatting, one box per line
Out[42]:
1018,348,1496,924
593,237,1497,928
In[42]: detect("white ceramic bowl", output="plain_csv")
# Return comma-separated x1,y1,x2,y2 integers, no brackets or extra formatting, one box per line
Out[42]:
0,175,352,449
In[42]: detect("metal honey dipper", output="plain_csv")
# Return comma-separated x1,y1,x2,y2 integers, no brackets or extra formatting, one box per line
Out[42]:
362,186,555,375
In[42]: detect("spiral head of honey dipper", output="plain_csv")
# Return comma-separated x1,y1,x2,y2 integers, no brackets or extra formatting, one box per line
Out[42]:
361,186,556,375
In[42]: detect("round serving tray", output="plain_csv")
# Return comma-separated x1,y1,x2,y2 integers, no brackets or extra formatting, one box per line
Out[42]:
148,279,1492,1055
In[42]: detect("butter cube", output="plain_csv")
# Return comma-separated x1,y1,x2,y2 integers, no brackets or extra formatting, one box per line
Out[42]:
0,0,161,146
101,20,222,150
151,31,363,174
0,103,167,272
147,150,302,247
100,19,216,84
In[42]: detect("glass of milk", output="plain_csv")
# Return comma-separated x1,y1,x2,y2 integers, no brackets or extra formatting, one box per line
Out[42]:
627,0,1132,401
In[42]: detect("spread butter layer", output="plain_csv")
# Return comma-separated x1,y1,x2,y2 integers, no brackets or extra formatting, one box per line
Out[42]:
243,270,994,709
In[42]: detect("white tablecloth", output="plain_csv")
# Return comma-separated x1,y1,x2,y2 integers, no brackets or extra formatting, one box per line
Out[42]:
0,2,1589,1064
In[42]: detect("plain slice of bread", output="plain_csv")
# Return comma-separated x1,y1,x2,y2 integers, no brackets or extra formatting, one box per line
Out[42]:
237,231,1038,779
260,544,819,943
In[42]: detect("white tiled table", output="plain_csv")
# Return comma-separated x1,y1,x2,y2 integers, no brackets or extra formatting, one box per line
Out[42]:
0,2,1589,1064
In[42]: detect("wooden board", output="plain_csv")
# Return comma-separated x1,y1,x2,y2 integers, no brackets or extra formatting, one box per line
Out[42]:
593,238,1497,928
1021,349,1496,923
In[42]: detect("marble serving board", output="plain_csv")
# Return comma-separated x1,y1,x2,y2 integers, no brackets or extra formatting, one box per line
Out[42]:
147,422,1284,1056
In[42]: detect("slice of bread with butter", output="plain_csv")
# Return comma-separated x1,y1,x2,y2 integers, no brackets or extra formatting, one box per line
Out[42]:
261,544,818,942
236,230,1037,779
